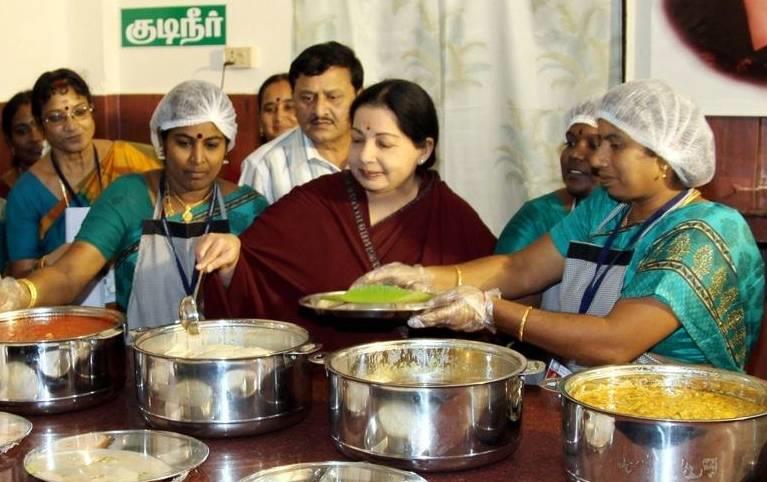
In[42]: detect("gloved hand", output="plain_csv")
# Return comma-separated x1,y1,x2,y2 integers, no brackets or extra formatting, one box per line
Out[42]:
408,285,500,333
351,262,434,293
0,277,27,312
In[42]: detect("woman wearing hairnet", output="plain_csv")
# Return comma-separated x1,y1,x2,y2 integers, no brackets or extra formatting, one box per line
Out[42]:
355,79,764,372
0,80,268,329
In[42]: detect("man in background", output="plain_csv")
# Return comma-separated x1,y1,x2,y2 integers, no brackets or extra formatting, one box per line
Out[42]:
239,41,364,203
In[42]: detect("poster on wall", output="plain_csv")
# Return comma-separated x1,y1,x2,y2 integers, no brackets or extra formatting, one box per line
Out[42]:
121,5,226,47
625,0,767,116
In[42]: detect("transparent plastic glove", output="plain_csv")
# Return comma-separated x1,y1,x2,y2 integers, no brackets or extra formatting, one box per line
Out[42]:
351,262,434,293
0,277,27,312
408,285,501,333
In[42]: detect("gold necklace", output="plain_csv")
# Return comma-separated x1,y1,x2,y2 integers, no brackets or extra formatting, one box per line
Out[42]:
165,182,214,223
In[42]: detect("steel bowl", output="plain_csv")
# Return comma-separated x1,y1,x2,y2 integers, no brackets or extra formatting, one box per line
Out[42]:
0,306,125,414
23,429,208,482
133,319,320,438
239,461,428,482
326,338,527,472
556,364,767,482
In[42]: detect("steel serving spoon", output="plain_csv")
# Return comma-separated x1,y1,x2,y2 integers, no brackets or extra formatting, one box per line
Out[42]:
178,272,204,335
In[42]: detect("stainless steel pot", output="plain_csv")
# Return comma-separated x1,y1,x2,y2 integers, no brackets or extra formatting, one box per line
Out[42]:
325,338,527,472
132,319,319,438
0,306,125,414
554,364,767,482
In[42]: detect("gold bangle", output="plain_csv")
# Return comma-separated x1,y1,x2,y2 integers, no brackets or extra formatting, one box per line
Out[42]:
518,305,533,341
17,278,38,309
454,265,463,287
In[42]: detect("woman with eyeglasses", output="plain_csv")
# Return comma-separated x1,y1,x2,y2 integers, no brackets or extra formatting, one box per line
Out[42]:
5,68,160,278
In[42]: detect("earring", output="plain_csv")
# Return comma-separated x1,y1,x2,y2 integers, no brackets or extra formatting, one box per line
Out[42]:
223,159,230,165
662,166,668,179
417,158,426,166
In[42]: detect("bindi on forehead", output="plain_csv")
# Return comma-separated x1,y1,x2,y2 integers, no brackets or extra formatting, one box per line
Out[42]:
196,133,203,139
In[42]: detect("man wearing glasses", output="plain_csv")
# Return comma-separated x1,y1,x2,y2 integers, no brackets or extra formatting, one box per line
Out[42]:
5,68,159,280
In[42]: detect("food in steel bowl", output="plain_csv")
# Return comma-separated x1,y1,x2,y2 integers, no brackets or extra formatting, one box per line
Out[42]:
561,365,767,482
0,315,117,342
0,307,125,414
570,374,767,420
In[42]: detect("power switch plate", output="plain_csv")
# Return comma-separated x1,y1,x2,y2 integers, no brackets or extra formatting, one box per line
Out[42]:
224,47,252,68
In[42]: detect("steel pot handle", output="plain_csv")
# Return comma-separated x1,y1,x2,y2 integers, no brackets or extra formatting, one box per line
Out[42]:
537,377,564,394
286,342,323,358
125,327,152,346
308,351,328,366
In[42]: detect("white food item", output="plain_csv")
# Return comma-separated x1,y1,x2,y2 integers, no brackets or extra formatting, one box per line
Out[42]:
27,448,174,481
161,337,272,359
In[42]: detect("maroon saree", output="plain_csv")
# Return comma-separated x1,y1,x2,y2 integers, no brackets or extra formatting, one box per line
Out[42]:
205,171,496,349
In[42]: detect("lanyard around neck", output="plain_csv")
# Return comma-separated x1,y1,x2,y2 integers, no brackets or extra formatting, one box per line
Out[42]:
50,144,102,207
159,172,218,295
577,189,691,314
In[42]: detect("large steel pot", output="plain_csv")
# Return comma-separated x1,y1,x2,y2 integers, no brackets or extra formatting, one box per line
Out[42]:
0,306,125,414
325,338,527,472
555,364,767,482
133,319,319,438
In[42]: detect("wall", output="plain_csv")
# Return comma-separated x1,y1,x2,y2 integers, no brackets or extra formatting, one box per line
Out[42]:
0,0,294,96
0,0,294,179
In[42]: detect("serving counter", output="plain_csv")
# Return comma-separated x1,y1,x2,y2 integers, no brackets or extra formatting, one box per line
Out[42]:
2,363,567,481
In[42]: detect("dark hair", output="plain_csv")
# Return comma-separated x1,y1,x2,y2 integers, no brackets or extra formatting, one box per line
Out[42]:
350,79,439,172
258,73,290,110
289,41,363,91
2,90,33,140
31,68,93,123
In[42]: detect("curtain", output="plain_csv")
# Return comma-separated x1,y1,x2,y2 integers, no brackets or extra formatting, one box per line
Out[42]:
293,0,623,234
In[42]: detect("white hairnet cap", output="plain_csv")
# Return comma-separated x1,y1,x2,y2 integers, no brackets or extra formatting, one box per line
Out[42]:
596,79,714,187
564,98,598,130
149,80,237,159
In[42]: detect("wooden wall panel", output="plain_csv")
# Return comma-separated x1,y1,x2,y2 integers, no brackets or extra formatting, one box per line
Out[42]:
0,93,262,184
702,116,767,243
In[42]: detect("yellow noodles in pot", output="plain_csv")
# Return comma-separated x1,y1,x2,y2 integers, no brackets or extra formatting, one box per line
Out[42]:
571,378,767,420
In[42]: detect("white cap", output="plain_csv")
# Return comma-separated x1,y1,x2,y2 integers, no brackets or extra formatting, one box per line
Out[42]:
149,80,237,160
596,79,715,187
564,98,599,130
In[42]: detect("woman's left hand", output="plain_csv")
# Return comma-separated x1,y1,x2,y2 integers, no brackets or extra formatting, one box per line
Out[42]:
408,285,501,333
195,233,240,285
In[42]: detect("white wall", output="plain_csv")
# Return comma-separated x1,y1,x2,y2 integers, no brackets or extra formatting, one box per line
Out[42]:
0,0,294,97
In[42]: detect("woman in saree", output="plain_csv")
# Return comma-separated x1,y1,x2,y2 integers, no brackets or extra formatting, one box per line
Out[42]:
1,90,45,195
495,98,599,311
0,80,267,328
5,68,160,277
198,79,496,349
355,79,764,372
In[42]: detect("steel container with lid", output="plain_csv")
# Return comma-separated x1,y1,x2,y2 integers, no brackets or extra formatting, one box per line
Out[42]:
325,338,527,471
133,319,320,437
0,306,125,414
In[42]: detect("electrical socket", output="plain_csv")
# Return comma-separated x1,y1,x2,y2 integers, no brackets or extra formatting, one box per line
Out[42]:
224,47,251,68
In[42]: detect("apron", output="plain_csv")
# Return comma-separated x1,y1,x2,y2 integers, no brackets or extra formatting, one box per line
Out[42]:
559,190,695,370
126,180,229,330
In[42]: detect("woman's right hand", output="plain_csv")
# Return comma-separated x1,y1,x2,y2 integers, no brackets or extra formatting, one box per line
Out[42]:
195,233,241,287
351,262,435,292
0,277,28,312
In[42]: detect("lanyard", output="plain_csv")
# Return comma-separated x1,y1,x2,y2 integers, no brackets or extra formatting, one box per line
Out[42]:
159,173,218,295
578,190,690,314
50,144,102,207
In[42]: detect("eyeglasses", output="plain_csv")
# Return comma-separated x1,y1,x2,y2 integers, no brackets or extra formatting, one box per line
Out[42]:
42,104,93,125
